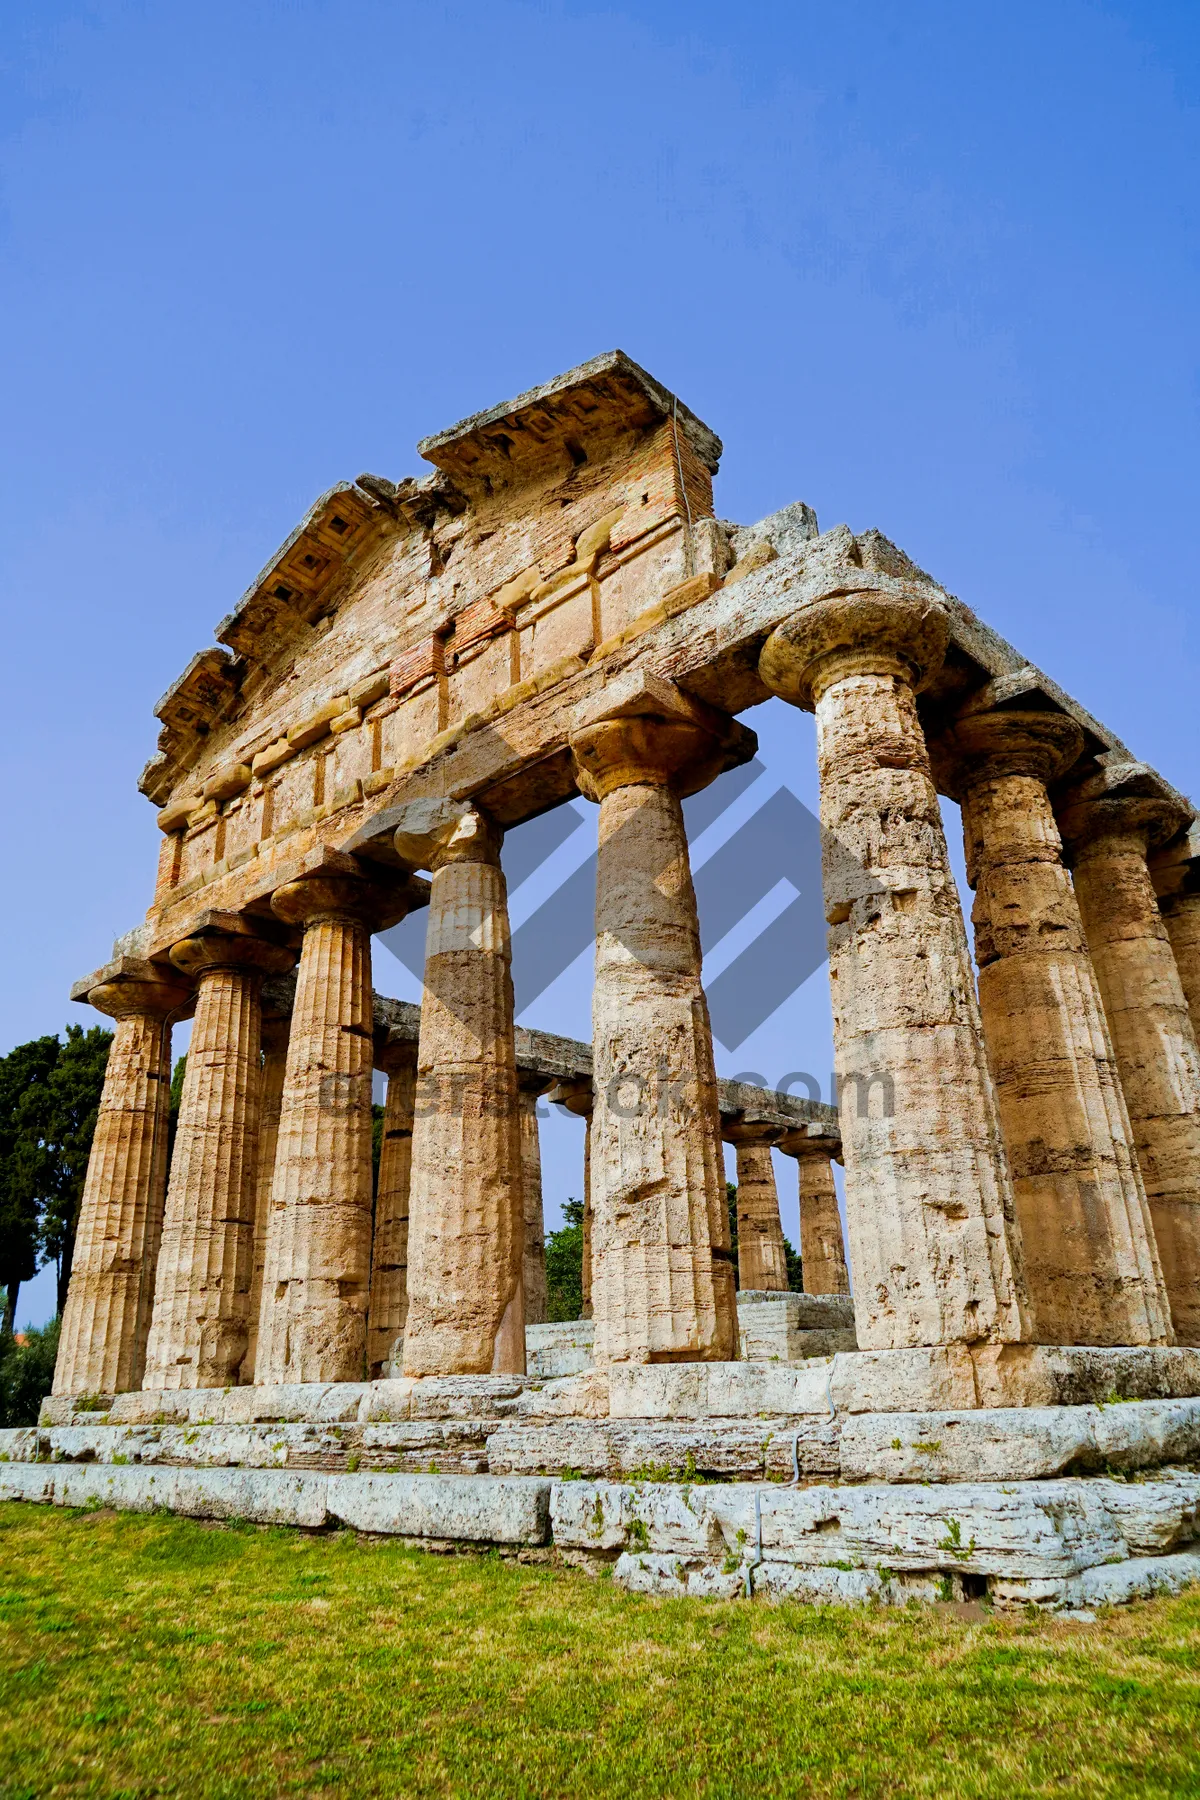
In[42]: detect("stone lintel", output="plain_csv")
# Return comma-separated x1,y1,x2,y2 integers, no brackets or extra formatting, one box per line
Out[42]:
416,349,723,483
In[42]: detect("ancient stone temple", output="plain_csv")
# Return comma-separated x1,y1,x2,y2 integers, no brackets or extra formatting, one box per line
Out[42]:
12,351,1200,1613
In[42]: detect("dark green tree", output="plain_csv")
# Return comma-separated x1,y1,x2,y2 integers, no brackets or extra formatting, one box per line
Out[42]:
0,1026,113,1331
0,1318,60,1427
545,1197,584,1322
0,1036,61,1334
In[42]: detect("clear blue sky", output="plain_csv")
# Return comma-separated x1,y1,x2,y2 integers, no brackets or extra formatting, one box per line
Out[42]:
3,2,1198,1325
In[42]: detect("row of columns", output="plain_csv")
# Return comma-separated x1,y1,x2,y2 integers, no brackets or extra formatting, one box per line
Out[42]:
55,583,1200,1395
760,588,1200,1351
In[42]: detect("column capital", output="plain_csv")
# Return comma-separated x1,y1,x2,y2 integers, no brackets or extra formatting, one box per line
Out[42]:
76,958,191,1022
778,1128,841,1163
569,670,750,802
547,1077,594,1120
270,870,419,931
759,587,949,710
722,1115,784,1149
168,920,296,981
392,797,502,873
932,707,1084,800
374,1035,417,1078
1058,785,1186,859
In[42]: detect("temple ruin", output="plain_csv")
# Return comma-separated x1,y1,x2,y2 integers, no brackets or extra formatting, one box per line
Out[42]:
7,351,1200,1610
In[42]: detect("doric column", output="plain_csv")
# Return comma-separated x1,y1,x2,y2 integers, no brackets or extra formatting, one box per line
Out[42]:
143,923,295,1389
367,1039,416,1379
518,1072,552,1327
760,589,1030,1350
255,869,415,1384
569,675,743,1366
242,1010,289,1384
779,1131,850,1295
550,1077,594,1319
54,964,190,1395
1152,826,1200,1042
1060,781,1200,1344
394,799,525,1376
937,711,1172,1347
724,1119,788,1292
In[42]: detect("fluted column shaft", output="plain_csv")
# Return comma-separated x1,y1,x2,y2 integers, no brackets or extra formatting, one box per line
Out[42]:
782,1136,850,1295
367,1045,416,1378
1162,894,1200,1041
581,1118,593,1319
760,591,1029,1350
53,973,187,1395
1062,802,1200,1344
243,1014,290,1384
552,1080,595,1320
254,879,379,1383
944,714,1172,1346
726,1123,788,1291
519,1075,551,1327
571,712,738,1367
397,801,524,1376
144,932,291,1388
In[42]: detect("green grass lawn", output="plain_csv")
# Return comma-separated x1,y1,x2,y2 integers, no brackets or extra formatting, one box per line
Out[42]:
1,1503,1198,1798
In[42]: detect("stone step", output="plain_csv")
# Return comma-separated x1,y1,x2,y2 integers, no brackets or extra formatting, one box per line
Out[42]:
2,1455,1198,1611
12,1393,1200,1486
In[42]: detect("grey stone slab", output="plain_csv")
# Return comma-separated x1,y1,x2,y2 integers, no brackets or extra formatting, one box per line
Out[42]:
47,1463,331,1526
1078,1550,1200,1607
514,1373,610,1419
491,1419,840,1480
327,1472,551,1544
608,1361,834,1420
701,1481,1125,1579
0,1463,55,1502
552,1481,726,1555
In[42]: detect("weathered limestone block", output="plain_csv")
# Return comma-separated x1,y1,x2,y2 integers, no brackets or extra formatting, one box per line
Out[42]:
489,1417,841,1479
513,1370,610,1417
395,800,525,1377
725,1119,788,1292
243,1012,289,1385
0,1428,38,1463
1060,787,1200,1344
831,1341,1200,1413
518,1072,552,1327
760,590,1029,1351
525,1319,595,1378
1078,1550,1200,1608
367,1041,416,1379
54,967,189,1396
840,1397,1200,1484
326,1471,551,1543
939,711,1172,1347
143,927,294,1389
736,1290,857,1361
779,1132,849,1295
570,676,742,1366
607,1359,833,1419
255,874,407,1384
